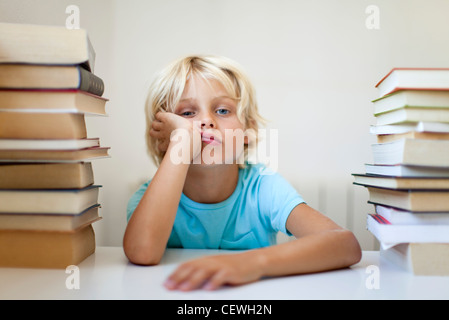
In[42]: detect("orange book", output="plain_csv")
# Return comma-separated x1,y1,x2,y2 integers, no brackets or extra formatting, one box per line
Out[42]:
0,112,87,139
0,162,94,189
0,224,95,268
0,89,108,115
0,146,110,162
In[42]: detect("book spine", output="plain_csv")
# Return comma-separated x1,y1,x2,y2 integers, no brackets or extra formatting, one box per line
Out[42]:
370,213,391,225
78,67,104,96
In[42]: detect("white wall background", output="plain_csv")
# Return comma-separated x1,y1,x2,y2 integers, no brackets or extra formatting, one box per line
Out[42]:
2,0,449,250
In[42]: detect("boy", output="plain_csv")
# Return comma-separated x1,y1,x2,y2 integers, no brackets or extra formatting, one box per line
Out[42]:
123,55,361,291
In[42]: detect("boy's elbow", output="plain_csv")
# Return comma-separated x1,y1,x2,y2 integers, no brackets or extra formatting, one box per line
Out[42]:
123,241,163,266
340,229,362,266
125,248,162,266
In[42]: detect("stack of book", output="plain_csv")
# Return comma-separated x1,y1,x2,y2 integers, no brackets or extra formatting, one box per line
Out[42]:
0,23,110,268
353,68,449,276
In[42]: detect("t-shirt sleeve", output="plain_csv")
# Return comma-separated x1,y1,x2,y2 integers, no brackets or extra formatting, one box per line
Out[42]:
257,168,306,236
126,180,150,222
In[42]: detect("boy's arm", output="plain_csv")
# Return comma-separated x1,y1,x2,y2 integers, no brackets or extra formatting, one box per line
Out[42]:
123,112,199,265
255,204,362,277
123,145,189,265
164,203,362,291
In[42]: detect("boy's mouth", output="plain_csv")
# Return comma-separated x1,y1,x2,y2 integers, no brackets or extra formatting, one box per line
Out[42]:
201,132,221,146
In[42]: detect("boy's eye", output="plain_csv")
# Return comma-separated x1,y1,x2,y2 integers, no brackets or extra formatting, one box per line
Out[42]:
180,111,195,117
216,108,229,115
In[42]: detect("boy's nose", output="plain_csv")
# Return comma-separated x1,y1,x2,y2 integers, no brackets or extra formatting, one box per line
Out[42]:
200,115,215,128
201,122,214,128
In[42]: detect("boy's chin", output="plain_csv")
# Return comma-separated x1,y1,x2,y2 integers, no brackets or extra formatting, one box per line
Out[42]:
190,161,229,167
190,157,242,167
191,149,245,166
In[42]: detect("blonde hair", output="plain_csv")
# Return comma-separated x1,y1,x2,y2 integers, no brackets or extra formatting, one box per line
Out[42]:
145,55,265,166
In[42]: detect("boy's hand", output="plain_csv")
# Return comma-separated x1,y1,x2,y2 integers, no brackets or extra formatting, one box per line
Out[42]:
163,252,264,291
150,111,201,161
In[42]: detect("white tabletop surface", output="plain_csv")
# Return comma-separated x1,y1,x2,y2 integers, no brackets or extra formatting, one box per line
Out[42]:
1,246,449,300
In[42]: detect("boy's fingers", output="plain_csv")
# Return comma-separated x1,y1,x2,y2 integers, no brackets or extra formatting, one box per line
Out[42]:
149,128,163,138
154,111,166,121
151,120,163,131
178,269,211,291
203,269,229,291
164,264,194,289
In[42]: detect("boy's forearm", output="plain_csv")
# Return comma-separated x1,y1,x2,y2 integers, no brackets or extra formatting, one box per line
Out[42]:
164,230,361,291
251,230,362,278
123,145,190,265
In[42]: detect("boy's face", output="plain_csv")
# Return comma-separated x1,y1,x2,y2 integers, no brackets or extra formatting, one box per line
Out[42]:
174,74,248,166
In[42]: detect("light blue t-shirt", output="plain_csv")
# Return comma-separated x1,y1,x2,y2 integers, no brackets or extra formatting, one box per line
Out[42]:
126,164,305,250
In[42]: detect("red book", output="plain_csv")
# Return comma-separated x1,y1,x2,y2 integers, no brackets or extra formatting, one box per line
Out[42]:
369,213,391,225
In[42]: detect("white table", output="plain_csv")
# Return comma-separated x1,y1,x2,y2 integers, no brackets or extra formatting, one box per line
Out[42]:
1,247,449,300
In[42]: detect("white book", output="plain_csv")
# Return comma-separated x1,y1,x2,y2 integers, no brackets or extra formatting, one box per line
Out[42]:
375,108,449,126
0,138,99,150
365,164,449,177
0,22,95,71
375,204,449,225
372,90,449,115
367,214,449,244
370,122,449,135
353,173,449,189
375,68,449,98
371,138,449,167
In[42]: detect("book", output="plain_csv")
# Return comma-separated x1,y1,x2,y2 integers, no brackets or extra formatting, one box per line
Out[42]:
0,204,101,232
0,64,104,96
375,204,449,225
353,173,449,189
0,89,108,115
381,243,449,276
0,22,105,270
0,185,100,214
367,214,449,243
355,67,449,276
376,131,449,143
0,224,95,268
0,22,95,72
0,138,100,151
0,112,87,139
375,107,449,125
365,164,449,177
372,90,449,115
371,139,449,167
370,122,449,135
0,138,99,150
375,68,449,98
0,146,110,162
366,186,449,212
0,162,94,189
